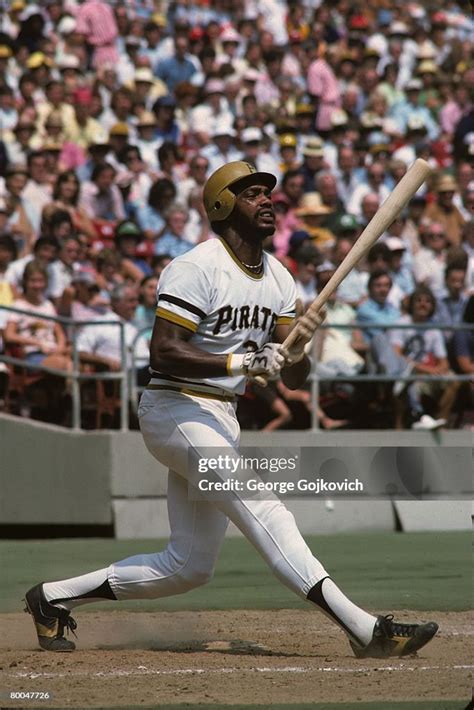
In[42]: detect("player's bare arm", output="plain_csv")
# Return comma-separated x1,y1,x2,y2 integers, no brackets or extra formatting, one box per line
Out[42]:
151,318,285,380
150,318,229,378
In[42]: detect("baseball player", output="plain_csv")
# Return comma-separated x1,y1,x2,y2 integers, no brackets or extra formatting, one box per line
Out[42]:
24,162,438,658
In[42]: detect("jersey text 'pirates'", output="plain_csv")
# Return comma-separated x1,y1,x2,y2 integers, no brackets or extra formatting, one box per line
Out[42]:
151,238,296,396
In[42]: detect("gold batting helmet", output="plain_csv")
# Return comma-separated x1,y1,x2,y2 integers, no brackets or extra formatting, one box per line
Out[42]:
203,161,276,222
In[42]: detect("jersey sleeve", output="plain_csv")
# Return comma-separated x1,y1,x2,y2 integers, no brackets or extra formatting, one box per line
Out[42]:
155,259,211,333
276,270,297,326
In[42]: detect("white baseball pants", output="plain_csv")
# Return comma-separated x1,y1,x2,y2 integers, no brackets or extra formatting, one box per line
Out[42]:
108,389,329,600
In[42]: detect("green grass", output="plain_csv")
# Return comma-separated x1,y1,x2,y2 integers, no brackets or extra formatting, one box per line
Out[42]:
0,532,470,614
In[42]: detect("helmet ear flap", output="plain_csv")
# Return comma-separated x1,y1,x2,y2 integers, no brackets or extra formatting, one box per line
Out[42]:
211,186,235,221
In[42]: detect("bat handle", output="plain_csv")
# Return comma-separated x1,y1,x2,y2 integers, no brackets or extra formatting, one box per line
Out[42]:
251,323,308,387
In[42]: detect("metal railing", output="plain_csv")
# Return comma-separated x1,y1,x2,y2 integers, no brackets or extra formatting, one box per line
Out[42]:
308,321,473,430
0,307,472,431
0,305,130,431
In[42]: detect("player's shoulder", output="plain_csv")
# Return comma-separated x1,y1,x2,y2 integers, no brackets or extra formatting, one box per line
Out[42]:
265,252,295,284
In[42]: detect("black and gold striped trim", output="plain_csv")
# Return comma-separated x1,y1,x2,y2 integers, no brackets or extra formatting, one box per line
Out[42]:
146,384,236,402
276,315,295,326
158,293,206,320
219,238,264,280
155,307,198,332
149,371,229,394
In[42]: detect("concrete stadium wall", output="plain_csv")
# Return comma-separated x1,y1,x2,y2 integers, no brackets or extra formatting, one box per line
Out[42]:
0,414,471,536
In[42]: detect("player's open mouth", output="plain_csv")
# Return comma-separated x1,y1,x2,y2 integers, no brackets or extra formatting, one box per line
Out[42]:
257,209,275,222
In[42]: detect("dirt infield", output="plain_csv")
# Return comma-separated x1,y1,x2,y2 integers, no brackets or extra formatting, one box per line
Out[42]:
0,610,471,708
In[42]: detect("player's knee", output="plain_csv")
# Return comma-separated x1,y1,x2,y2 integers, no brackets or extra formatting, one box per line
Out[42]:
178,563,214,591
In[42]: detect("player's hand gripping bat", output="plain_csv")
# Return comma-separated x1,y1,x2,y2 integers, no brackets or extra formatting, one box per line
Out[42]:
254,158,432,386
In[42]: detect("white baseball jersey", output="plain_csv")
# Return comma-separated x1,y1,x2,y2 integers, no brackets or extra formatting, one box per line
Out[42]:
152,237,297,396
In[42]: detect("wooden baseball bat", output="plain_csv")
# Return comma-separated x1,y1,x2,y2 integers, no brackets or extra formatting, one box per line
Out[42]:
255,158,432,385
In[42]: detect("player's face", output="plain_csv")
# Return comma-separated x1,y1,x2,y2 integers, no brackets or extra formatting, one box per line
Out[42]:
233,183,275,239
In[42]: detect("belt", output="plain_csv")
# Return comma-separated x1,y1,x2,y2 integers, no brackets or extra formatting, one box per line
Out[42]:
146,384,236,402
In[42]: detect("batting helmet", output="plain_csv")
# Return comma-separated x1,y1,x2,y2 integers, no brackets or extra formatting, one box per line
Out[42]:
203,161,277,222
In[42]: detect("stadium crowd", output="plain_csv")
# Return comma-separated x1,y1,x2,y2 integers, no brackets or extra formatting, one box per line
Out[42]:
0,0,472,430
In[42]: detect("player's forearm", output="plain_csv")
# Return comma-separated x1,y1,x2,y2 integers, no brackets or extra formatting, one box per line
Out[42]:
151,341,229,379
280,354,311,389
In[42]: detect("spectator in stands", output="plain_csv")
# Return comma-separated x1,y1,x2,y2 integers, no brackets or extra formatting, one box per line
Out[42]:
136,177,176,243
48,236,81,302
4,235,58,298
39,208,74,243
57,270,105,322
389,286,460,430
6,117,36,165
95,248,125,298
154,203,194,258
434,264,469,345
452,295,474,377
4,163,34,254
75,0,119,69
413,221,448,298
151,254,172,280
300,137,326,193
52,170,97,240
423,174,466,247
295,192,334,251
4,261,71,372
0,234,17,310
133,274,158,335
385,237,415,309
114,220,151,280
314,260,366,380
357,270,401,343
239,127,280,176
80,163,126,223
332,235,367,307
64,87,103,151
75,135,111,183
156,36,196,93
462,220,474,292
152,95,180,146
293,245,320,309
76,282,150,383
348,162,389,220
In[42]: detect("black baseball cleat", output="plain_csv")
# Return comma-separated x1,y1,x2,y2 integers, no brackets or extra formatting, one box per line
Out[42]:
350,614,439,659
24,583,77,652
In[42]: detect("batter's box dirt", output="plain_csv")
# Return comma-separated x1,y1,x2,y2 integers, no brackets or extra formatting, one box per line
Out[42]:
0,609,471,707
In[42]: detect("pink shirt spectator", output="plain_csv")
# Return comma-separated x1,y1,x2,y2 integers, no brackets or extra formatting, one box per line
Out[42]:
439,100,470,136
307,58,341,131
75,0,119,68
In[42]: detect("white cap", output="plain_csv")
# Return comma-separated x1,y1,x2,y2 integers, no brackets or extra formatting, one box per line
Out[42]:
330,109,348,127
389,21,409,35
241,126,262,143
220,27,242,43
57,15,77,35
316,260,336,273
405,78,423,91
134,67,154,83
385,237,406,251
58,54,80,70
205,79,225,94
211,120,236,138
